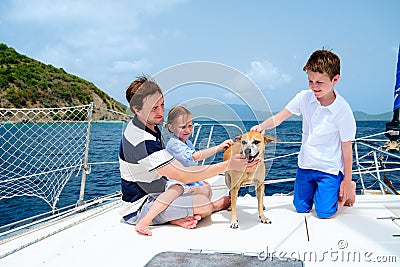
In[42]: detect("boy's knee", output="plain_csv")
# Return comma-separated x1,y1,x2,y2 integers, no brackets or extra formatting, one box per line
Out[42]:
313,195,339,219
316,210,336,219
315,205,337,219
295,206,311,214
293,199,312,214
294,204,337,218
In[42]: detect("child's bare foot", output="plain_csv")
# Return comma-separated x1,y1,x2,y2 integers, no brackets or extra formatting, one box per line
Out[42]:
135,222,152,236
212,196,231,212
170,215,201,229
344,181,356,206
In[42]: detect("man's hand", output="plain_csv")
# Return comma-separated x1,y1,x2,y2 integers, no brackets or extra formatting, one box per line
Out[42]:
227,154,260,172
245,158,260,173
227,154,247,172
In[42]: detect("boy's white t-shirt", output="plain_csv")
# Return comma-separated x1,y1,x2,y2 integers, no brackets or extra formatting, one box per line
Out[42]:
285,89,356,175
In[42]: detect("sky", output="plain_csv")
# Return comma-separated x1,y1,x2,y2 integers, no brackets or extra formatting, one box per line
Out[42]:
0,0,399,115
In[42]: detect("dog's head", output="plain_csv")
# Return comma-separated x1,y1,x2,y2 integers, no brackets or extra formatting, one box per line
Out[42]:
233,132,277,163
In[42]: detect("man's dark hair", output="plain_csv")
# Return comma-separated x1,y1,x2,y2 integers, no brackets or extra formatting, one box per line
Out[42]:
126,75,163,111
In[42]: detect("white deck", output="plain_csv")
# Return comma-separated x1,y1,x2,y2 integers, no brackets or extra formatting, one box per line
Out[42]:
1,192,399,267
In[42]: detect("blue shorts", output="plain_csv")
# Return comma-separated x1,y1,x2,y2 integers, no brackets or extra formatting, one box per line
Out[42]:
293,168,343,218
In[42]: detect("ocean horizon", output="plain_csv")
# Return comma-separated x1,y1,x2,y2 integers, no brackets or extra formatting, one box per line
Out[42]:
0,120,398,227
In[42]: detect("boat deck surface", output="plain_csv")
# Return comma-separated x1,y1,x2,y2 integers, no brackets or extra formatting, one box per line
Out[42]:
1,193,400,267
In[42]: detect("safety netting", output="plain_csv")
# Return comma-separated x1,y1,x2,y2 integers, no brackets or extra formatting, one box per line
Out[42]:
0,104,92,211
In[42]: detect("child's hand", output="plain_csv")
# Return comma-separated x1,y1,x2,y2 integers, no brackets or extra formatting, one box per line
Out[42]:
218,139,233,150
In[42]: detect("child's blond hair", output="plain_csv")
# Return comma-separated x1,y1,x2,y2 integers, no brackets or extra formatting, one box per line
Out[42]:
166,106,192,133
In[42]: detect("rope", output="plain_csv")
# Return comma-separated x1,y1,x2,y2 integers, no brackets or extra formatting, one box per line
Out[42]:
354,131,390,141
0,165,80,184
96,106,134,119
264,152,299,162
0,105,91,112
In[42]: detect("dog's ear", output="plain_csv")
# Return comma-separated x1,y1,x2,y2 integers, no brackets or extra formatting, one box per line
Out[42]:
233,135,242,143
264,135,279,144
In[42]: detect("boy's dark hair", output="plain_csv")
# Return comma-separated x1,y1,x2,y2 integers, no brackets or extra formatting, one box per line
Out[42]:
126,75,163,111
303,49,340,80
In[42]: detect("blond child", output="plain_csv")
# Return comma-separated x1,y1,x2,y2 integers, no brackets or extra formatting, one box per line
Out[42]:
134,105,232,235
165,106,233,197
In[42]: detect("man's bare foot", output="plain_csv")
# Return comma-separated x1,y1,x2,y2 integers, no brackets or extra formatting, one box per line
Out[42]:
344,181,356,206
135,222,152,236
170,215,201,229
212,196,231,212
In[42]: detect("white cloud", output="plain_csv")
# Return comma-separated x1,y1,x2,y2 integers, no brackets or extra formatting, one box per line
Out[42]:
7,0,186,24
1,0,187,103
111,59,152,73
246,60,292,90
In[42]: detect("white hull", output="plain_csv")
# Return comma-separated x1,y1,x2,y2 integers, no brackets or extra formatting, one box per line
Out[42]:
1,107,400,266
1,176,399,267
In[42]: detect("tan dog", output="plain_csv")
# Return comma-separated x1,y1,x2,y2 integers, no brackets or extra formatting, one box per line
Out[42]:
223,131,278,229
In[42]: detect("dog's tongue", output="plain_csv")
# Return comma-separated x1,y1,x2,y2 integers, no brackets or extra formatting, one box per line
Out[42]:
247,156,255,163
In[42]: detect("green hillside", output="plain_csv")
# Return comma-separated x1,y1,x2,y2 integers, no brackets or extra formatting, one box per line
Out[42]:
0,43,126,120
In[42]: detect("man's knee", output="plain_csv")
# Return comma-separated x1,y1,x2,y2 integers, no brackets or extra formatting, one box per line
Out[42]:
193,194,213,217
169,184,184,194
203,185,212,197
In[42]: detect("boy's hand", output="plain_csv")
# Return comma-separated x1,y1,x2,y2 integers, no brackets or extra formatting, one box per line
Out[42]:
339,179,352,205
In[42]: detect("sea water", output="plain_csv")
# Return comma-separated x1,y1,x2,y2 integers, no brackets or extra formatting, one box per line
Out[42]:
0,120,398,227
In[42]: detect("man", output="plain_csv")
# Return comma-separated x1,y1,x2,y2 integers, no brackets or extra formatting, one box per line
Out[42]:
119,75,256,235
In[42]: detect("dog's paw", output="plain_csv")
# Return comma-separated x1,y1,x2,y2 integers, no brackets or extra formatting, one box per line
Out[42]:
259,215,272,224
230,220,239,229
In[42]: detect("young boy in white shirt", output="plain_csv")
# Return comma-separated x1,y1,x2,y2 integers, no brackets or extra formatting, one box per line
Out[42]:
251,49,356,218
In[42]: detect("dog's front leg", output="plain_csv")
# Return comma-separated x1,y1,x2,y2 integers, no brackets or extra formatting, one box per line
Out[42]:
255,182,271,224
230,186,240,229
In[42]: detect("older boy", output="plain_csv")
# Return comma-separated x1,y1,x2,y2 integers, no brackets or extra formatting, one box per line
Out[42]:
251,49,356,218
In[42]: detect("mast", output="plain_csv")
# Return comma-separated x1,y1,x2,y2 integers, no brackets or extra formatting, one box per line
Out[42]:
385,45,400,142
